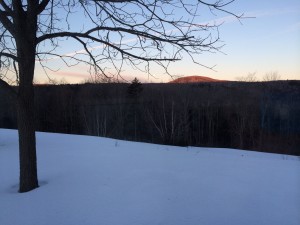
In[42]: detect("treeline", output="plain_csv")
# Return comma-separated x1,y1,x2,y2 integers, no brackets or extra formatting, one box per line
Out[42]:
0,80,299,155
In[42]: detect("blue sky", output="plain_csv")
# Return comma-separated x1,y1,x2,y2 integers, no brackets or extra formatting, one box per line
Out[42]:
35,0,300,83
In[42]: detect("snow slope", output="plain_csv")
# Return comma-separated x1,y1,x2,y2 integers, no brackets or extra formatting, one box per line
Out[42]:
0,129,299,225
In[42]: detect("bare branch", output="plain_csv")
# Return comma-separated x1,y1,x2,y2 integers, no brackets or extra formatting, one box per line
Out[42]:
0,51,18,61
198,0,243,19
0,1,13,15
0,11,15,36
37,0,51,14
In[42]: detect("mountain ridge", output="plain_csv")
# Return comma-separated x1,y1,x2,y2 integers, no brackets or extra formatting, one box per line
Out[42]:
169,75,226,83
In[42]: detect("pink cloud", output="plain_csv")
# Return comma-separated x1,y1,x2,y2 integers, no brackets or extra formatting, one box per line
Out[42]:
53,70,89,78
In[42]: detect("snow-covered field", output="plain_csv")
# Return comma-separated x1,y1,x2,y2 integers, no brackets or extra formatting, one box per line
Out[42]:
0,129,299,225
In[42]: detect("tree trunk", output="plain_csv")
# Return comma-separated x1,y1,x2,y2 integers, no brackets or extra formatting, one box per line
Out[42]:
16,51,39,192
17,83,39,192
12,3,39,193
16,43,38,193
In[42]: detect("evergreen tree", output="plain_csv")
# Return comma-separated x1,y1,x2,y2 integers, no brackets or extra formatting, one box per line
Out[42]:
127,78,143,98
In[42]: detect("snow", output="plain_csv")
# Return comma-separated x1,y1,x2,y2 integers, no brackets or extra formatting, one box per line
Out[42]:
0,128,299,225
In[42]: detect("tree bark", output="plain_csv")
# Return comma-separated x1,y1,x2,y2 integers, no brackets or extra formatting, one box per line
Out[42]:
17,84,39,192
16,44,39,192
16,45,39,192
14,5,39,192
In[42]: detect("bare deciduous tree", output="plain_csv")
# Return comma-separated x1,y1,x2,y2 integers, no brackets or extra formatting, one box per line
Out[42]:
263,71,281,81
0,0,241,192
236,72,257,82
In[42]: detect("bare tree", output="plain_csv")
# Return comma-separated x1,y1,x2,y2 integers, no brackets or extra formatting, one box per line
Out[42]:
0,0,241,192
236,72,257,82
263,71,281,81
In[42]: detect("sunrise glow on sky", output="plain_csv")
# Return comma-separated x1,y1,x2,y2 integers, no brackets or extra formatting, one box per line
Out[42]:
34,0,300,83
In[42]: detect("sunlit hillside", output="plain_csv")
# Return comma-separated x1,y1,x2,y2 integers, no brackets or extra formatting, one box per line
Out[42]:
169,75,226,83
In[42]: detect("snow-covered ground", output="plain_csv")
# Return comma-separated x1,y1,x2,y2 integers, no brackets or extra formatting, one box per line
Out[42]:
0,129,299,225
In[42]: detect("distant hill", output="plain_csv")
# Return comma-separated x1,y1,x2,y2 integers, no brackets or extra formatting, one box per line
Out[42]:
169,75,226,83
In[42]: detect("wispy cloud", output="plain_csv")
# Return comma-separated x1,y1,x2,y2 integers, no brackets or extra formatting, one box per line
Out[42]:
244,8,300,18
201,8,300,26
37,38,138,62
52,70,89,78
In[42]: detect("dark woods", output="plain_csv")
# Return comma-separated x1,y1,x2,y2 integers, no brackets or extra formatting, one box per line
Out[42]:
1,80,299,155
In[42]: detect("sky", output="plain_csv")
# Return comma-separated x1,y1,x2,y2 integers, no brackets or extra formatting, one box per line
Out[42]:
34,0,300,83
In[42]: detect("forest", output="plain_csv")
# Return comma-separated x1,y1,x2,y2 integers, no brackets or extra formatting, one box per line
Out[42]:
1,80,299,156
